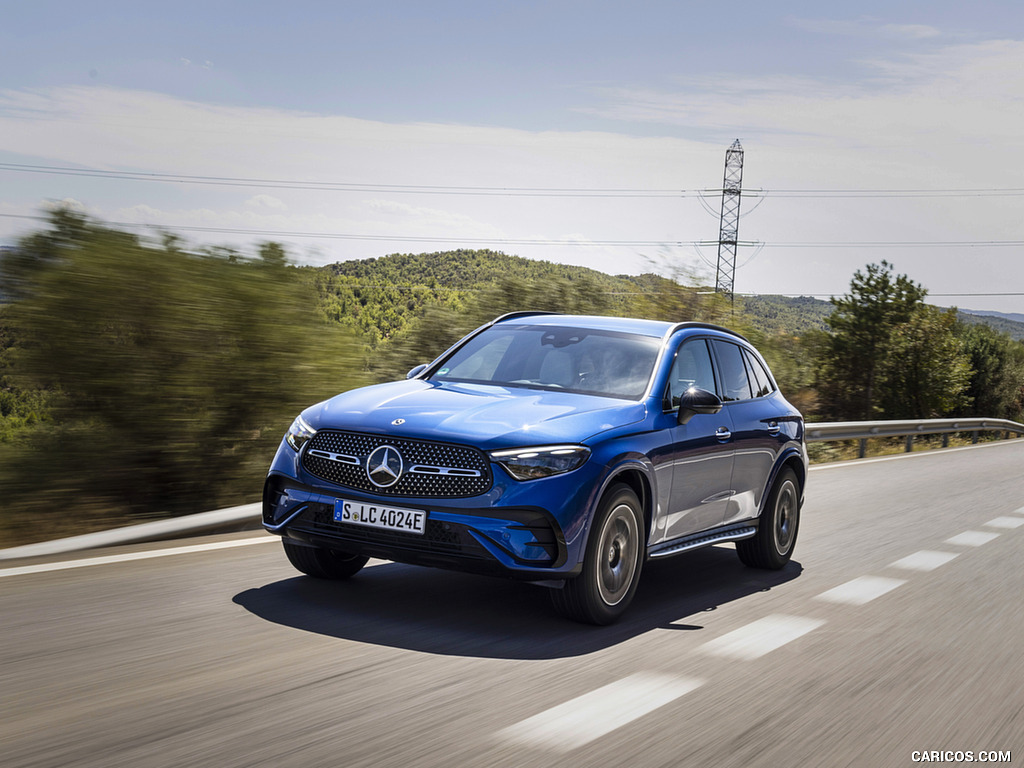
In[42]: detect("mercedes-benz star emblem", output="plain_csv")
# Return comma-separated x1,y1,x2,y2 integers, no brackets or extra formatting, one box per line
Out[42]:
366,445,403,488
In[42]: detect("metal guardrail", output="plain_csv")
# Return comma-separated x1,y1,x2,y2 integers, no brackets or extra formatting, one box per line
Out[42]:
806,417,1024,457
0,502,262,561
3,417,1023,560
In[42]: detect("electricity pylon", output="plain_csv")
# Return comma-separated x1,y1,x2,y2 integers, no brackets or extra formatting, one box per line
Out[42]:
714,139,744,301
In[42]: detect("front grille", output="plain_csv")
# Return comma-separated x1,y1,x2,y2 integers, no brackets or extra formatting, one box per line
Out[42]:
302,430,492,498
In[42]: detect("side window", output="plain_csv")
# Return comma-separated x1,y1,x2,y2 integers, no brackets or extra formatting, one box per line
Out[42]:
711,340,753,402
742,348,776,398
665,339,717,407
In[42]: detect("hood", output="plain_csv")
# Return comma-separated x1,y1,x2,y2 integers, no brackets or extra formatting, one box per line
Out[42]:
303,379,647,449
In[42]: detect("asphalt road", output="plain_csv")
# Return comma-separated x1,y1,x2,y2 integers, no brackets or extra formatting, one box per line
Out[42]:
2,441,1023,768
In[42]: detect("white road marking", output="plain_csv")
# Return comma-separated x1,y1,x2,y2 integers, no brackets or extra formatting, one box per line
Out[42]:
698,615,825,661
496,673,704,753
890,550,959,572
815,576,906,606
984,516,1024,529
946,531,1000,547
1014,506,1024,516
0,537,278,579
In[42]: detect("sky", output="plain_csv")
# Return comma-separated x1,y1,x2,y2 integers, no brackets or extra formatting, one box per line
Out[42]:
2,1,1024,313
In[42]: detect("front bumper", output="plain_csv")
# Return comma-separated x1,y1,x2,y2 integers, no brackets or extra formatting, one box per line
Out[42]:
263,470,582,580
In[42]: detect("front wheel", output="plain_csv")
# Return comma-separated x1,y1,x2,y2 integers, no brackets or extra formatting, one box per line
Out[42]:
736,467,800,570
550,484,645,625
282,539,369,579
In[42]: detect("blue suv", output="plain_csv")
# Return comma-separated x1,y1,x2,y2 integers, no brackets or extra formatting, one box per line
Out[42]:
263,312,807,624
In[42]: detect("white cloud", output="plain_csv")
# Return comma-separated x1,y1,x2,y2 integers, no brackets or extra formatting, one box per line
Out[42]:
245,194,287,210
788,17,941,40
43,197,88,213
880,24,941,40
0,84,716,274
588,39,1024,164
788,17,877,37
366,199,437,216
363,199,499,234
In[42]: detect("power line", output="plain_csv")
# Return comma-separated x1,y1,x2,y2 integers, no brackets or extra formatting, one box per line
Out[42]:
5,162,1024,199
0,163,688,198
0,214,697,247
736,292,1024,298
2,213,1024,250
753,240,1024,248
741,187,1024,196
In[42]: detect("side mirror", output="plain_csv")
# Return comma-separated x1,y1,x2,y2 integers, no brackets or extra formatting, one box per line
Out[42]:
677,386,722,425
406,363,428,380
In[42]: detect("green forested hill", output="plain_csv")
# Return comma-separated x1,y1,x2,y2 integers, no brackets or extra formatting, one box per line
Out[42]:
307,250,704,343
736,294,1024,340
309,249,852,337
737,295,833,335
309,250,1024,342
958,311,1024,341
323,249,627,290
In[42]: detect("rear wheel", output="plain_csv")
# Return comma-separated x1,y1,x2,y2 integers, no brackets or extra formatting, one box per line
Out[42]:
736,467,800,569
550,484,645,625
282,539,369,579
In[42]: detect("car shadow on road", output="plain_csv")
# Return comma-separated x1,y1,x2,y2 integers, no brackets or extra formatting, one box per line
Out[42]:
232,546,802,660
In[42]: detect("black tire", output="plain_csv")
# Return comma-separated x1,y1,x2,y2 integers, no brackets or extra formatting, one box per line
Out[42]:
736,467,800,570
282,539,369,579
550,483,645,625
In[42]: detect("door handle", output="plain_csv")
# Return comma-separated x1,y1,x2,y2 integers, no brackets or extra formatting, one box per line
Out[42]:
767,422,781,435
715,427,732,441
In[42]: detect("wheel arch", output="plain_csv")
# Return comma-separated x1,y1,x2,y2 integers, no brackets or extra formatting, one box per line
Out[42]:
759,447,808,516
783,452,806,499
597,464,653,551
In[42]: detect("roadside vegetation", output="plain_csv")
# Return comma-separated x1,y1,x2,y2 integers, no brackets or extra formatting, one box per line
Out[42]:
0,212,363,544
1,212,1022,545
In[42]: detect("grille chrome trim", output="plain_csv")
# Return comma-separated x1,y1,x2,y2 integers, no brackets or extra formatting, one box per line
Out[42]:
408,465,482,477
302,430,492,498
307,449,360,465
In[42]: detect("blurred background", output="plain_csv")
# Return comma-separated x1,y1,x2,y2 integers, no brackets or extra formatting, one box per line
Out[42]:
2,211,1022,547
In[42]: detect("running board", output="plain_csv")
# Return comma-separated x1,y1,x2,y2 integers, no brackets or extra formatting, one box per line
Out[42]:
648,524,757,559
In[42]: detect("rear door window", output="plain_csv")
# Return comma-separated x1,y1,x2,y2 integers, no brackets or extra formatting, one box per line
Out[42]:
711,340,753,402
742,348,775,398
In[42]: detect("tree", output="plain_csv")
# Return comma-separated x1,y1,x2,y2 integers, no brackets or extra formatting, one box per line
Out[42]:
877,305,972,418
1,213,365,543
957,322,1024,422
818,261,927,419
749,329,826,418
0,208,91,302
0,306,50,442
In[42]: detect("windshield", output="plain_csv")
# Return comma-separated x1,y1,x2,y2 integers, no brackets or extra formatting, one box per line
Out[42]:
429,324,661,400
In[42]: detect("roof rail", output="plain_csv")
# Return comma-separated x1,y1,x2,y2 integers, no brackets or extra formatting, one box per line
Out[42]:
670,321,749,342
491,311,561,324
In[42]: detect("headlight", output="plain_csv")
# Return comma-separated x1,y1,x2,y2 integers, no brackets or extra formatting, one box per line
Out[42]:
285,415,316,452
489,445,590,481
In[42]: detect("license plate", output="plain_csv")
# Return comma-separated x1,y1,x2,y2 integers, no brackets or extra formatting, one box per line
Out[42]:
334,499,427,535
